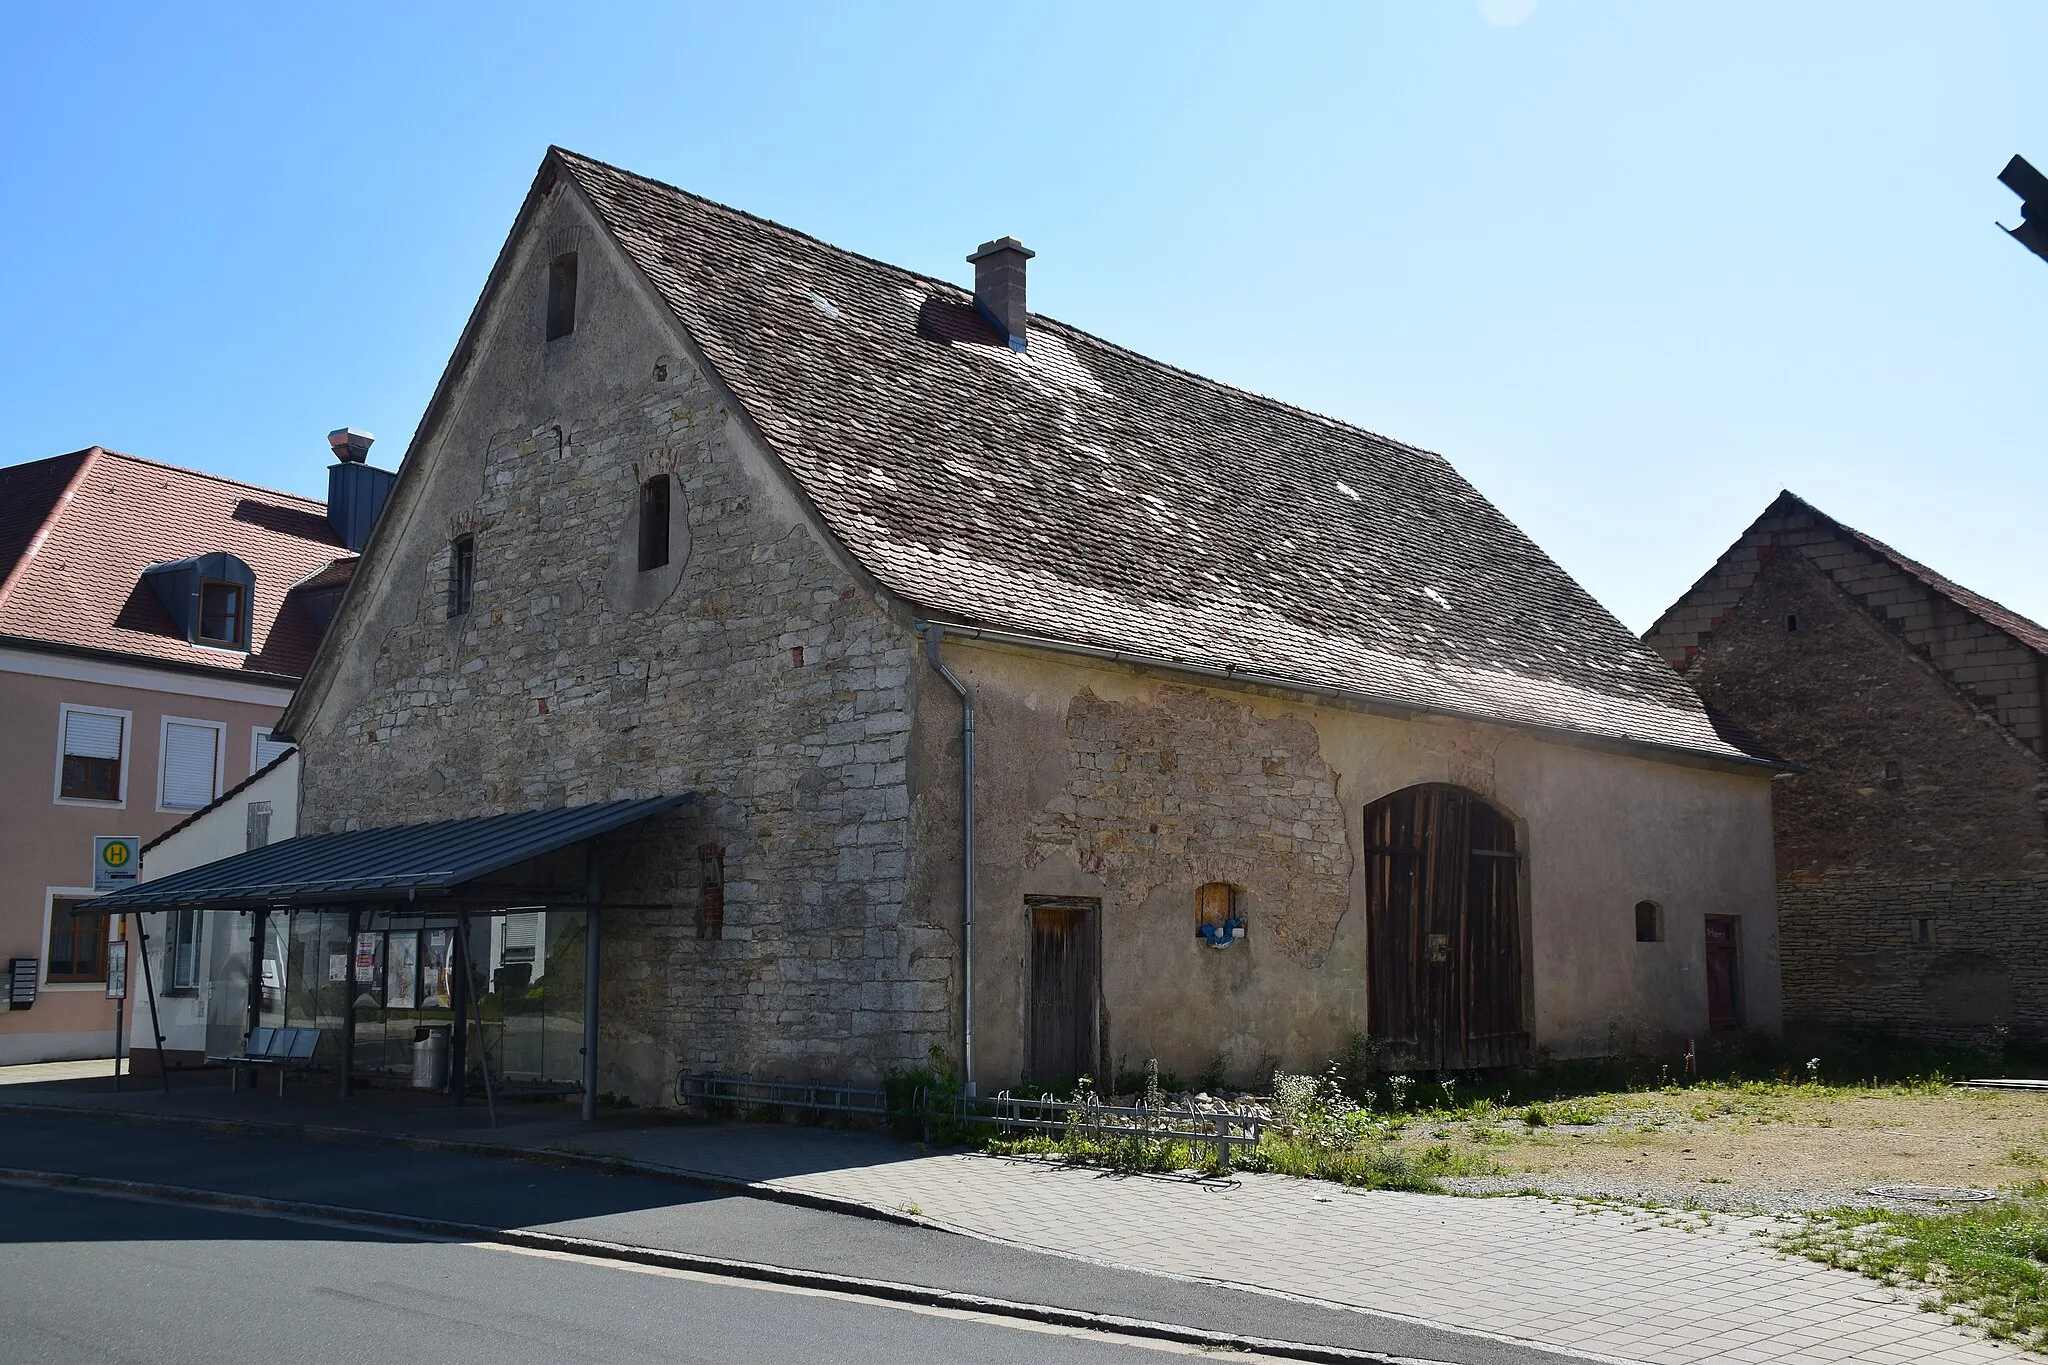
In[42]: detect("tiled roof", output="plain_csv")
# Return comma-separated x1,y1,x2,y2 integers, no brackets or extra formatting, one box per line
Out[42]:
1827,514,2048,657
0,451,89,600
290,556,359,594
558,150,1757,764
0,447,346,679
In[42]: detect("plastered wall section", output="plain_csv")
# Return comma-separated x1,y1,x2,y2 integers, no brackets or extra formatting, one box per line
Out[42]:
911,640,1780,1088
1677,545,2048,1039
294,183,944,1101
0,664,290,1063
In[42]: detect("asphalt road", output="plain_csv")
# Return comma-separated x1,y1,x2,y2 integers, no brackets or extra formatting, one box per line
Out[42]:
0,1111,1582,1365
0,1183,1257,1365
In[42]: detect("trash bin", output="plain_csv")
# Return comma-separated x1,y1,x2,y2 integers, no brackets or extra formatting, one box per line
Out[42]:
412,1027,449,1091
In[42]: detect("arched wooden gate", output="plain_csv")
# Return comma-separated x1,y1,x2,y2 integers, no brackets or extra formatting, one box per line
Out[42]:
1363,784,1528,1070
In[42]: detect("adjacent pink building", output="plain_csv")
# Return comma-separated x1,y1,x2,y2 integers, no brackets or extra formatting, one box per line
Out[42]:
0,437,383,1063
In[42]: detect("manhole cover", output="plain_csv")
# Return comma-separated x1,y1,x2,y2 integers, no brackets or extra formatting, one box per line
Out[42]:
1866,1185,1997,1203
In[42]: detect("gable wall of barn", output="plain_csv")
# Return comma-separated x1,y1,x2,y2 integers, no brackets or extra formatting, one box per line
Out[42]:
294,180,947,1101
1676,545,2048,1042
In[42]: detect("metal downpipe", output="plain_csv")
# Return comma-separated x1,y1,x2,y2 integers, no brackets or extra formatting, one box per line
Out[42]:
917,622,976,1098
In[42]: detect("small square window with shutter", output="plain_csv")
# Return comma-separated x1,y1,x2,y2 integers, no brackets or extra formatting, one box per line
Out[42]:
246,800,272,850
59,708,125,802
160,721,221,810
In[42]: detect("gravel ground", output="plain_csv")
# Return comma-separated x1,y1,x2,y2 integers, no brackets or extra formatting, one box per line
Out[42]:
1437,1171,1996,1215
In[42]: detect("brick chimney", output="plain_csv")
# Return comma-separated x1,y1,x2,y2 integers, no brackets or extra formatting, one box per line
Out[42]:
967,236,1035,351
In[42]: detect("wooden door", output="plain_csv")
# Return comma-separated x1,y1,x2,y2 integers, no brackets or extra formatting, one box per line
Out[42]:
1704,917,1741,1032
1029,900,1099,1087
1364,785,1526,1070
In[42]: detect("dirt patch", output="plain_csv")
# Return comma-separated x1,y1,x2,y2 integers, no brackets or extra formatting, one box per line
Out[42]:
1393,1085,2048,1211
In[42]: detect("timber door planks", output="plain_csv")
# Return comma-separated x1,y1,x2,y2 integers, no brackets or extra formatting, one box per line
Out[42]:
1705,916,1741,1032
1364,784,1527,1070
1028,898,1099,1087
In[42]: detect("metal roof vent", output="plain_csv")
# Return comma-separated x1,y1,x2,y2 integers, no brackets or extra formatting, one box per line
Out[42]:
328,428,375,463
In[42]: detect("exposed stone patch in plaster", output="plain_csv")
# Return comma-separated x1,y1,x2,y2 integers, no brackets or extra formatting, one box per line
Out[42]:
1025,684,1352,967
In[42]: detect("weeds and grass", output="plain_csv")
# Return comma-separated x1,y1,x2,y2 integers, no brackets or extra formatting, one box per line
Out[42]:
1776,1185,2048,1351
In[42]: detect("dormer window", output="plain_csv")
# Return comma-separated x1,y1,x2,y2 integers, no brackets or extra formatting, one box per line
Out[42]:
198,579,246,647
142,552,255,652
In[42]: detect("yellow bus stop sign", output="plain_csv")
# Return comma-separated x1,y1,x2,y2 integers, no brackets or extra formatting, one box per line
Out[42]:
94,836,139,894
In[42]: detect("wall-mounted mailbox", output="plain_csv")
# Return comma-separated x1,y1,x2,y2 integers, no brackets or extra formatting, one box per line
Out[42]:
9,957,38,1009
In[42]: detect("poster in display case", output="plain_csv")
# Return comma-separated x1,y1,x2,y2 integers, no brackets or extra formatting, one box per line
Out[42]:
421,929,452,1010
386,931,419,1010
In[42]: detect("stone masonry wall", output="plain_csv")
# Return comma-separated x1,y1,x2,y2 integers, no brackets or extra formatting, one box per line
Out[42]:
1648,499,2046,753
1778,873,2048,1043
1023,684,1353,968
1676,544,2048,1039
299,196,948,1099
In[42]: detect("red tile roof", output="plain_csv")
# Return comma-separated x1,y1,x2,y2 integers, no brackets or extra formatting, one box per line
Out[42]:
0,447,346,679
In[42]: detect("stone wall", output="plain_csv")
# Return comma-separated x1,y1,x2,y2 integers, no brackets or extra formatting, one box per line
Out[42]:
1649,497,2047,754
1023,684,1352,968
1778,873,2048,1043
1674,539,2048,1039
297,184,949,1099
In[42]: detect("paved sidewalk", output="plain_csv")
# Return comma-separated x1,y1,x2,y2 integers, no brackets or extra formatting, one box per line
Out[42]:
0,1070,2023,1365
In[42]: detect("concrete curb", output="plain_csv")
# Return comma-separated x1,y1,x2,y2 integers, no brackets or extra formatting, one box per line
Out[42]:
0,1164,1413,1365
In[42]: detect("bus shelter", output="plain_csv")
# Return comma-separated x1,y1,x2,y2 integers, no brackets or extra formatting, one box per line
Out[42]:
77,795,692,1121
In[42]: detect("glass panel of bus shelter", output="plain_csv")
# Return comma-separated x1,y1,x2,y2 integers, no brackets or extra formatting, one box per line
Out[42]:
284,910,351,1036
257,911,287,1030
203,909,251,1057
539,911,588,1086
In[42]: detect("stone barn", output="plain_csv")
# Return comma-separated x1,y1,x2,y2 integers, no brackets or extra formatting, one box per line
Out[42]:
274,148,1782,1103
1647,491,2048,1044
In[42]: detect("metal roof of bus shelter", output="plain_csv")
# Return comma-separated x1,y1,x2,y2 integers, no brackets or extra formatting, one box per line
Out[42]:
78,794,695,913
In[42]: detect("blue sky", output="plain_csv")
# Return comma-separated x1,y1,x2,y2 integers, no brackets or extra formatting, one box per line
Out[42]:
5,2,2042,632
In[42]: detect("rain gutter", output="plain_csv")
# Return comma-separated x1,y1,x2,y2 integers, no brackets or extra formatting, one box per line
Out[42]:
917,620,1793,777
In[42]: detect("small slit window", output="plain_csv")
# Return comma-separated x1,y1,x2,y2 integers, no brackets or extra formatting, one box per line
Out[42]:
638,476,671,571
1884,760,1903,790
546,252,579,341
197,579,246,647
1912,915,1935,946
697,843,725,940
449,536,475,618
1635,900,1663,943
1786,614,1798,633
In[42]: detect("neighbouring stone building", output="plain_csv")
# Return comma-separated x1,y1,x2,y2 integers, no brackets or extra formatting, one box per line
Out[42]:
1647,491,2048,1043
259,148,1782,1105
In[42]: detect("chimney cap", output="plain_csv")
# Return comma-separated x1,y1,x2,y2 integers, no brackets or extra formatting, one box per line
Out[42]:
967,236,1035,263
328,428,376,464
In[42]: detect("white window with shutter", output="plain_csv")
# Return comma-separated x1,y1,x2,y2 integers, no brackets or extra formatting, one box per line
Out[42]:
158,718,225,811
252,727,295,773
54,704,131,806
